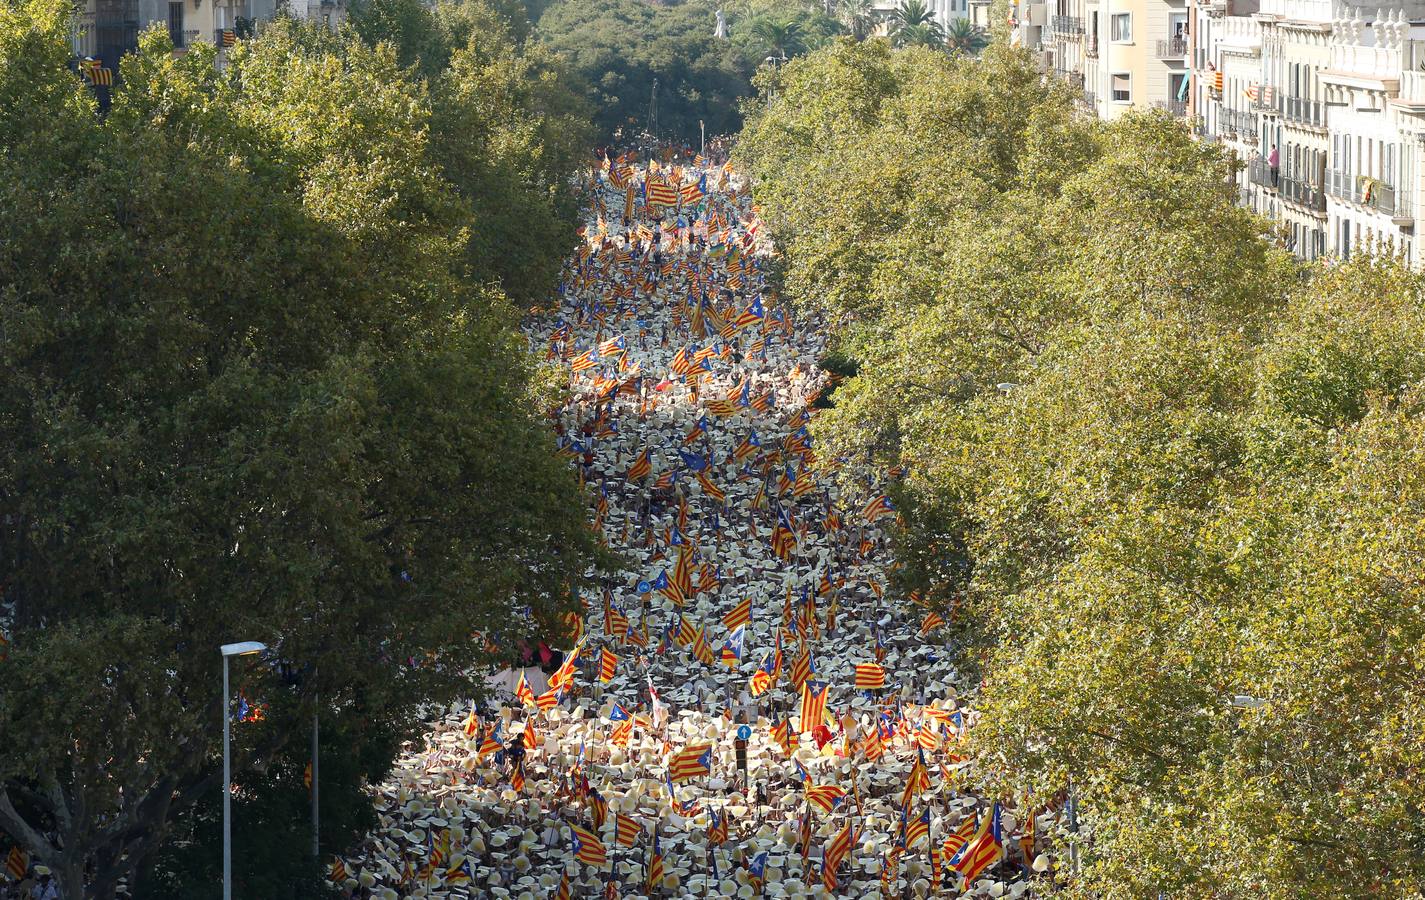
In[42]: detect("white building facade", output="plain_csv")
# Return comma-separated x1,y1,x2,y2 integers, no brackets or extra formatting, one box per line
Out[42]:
1027,0,1425,265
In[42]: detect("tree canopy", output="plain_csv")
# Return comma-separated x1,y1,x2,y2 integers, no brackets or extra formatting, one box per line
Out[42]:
738,38,1425,898
534,0,752,143
0,2,604,895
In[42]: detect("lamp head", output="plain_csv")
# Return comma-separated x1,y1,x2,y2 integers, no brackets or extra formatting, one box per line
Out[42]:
220,641,267,657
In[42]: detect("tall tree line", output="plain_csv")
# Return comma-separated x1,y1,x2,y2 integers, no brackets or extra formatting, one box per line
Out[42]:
738,39,1425,899
0,0,606,895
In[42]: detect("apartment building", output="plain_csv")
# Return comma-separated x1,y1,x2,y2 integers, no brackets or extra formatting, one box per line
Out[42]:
69,0,345,83
1017,0,1191,116
1026,0,1425,265
1198,0,1425,262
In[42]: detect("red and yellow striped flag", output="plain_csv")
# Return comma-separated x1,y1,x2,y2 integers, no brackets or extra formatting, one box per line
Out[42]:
799,682,828,731
570,824,607,866
722,596,752,630
615,813,643,847
668,743,713,782
853,662,886,690
599,648,618,682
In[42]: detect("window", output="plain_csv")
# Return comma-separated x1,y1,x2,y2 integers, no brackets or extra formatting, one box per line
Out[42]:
167,1,184,48
1169,72,1187,105
1112,72,1131,103
1111,12,1132,42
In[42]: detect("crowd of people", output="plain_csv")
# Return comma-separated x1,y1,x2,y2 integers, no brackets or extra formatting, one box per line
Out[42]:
331,145,1065,898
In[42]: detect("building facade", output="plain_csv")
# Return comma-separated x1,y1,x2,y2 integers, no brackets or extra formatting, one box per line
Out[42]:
1021,0,1425,265
69,0,345,80
1019,0,1192,116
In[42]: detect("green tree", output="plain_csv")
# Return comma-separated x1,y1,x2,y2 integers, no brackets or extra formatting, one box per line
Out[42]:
0,7,603,896
748,15,807,60
837,0,880,40
535,0,752,142
346,0,594,303
888,0,945,47
944,17,989,55
737,35,1425,898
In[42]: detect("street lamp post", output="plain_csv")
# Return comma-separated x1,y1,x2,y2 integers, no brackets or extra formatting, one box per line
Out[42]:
221,640,267,900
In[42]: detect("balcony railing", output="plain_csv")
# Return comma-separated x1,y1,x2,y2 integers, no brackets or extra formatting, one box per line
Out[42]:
1250,89,1280,115
1086,34,1099,57
1083,88,1097,107
1280,174,1326,212
1325,169,1408,217
1051,14,1084,36
1219,107,1259,138
1156,37,1188,58
1153,99,1187,116
1247,158,1280,190
1280,96,1325,127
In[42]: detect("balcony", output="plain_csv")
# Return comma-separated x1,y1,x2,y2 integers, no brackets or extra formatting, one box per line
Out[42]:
1247,158,1279,191
1051,14,1084,37
1219,107,1260,138
1325,170,1409,218
1280,175,1326,213
1085,34,1098,57
1153,99,1188,117
1280,96,1325,128
1155,37,1188,59
1250,88,1279,115
1083,88,1097,108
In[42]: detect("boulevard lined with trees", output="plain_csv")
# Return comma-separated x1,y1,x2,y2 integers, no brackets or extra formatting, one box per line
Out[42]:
2,1,1422,897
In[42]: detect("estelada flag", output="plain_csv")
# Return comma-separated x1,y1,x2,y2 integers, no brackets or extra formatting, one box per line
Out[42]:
950,805,1004,883
615,813,643,847
904,807,931,848
854,662,886,690
514,672,536,707
696,470,726,503
645,836,665,890
861,493,895,523
549,643,581,690
799,682,828,731
626,447,652,481
723,596,752,630
771,718,796,754
523,719,539,750
668,743,713,782
535,687,562,711
570,823,607,866
919,610,946,636
749,654,775,697
804,783,847,814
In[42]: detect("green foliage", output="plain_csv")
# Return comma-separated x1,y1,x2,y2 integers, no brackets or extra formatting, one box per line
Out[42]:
346,0,595,302
535,0,752,142
945,18,989,56
143,712,396,899
887,0,945,47
731,5,844,64
0,3,603,896
738,37,1425,898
